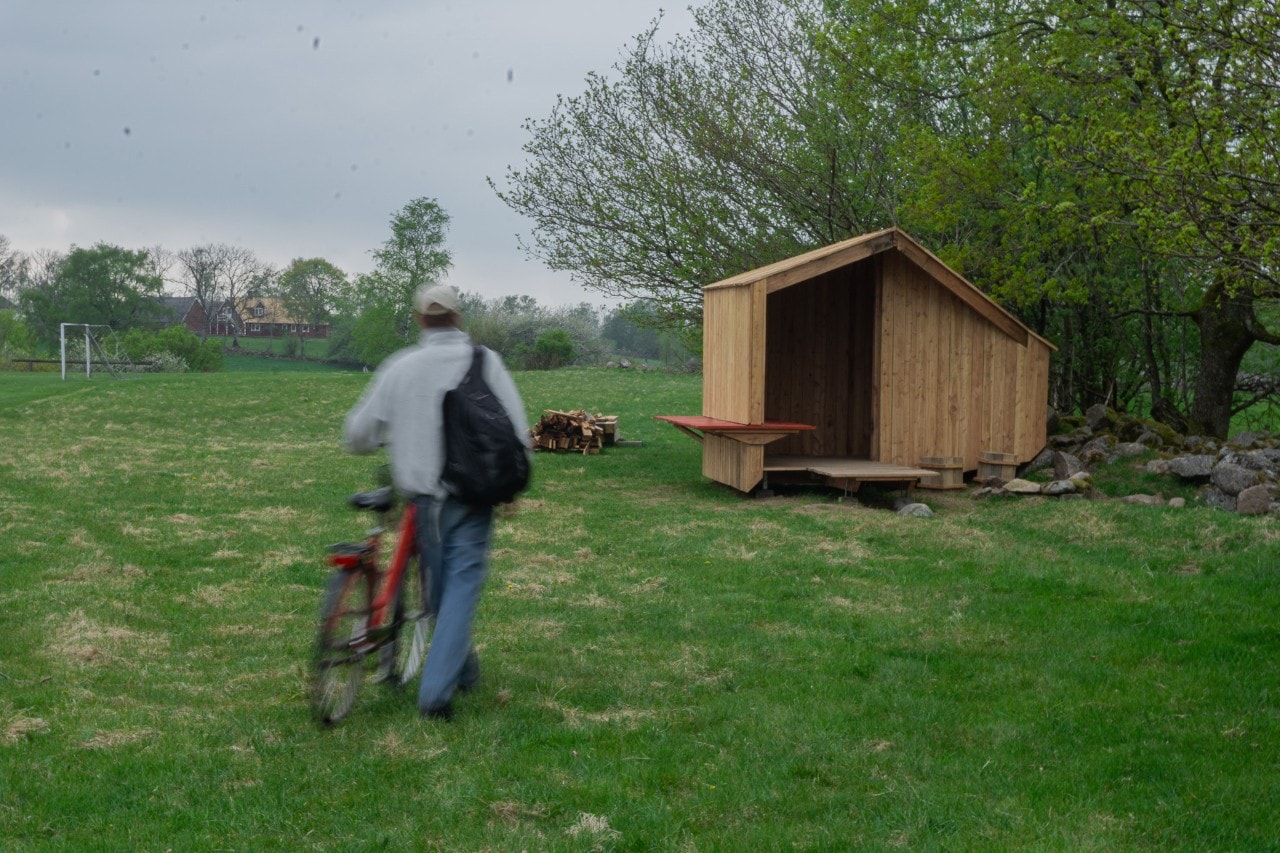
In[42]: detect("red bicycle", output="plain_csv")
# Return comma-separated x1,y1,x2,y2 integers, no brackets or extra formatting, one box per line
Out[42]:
311,483,431,724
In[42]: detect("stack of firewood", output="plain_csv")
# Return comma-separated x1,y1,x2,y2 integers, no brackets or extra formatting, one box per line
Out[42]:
530,409,618,454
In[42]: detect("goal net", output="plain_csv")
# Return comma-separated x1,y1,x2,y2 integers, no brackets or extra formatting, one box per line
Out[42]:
60,324,139,380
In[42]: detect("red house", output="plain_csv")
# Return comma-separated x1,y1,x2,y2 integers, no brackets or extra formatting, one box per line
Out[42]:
157,296,207,334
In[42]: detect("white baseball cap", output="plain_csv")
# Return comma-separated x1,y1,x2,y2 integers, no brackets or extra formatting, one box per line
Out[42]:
413,283,460,316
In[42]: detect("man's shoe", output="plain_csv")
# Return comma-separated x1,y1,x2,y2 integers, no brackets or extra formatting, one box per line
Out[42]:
422,703,454,722
458,649,481,693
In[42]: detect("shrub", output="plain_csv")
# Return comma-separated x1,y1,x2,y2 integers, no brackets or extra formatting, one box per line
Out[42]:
523,328,575,370
145,351,190,373
122,326,223,372
0,309,36,356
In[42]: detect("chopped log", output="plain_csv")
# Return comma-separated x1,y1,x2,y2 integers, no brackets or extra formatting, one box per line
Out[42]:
530,409,618,454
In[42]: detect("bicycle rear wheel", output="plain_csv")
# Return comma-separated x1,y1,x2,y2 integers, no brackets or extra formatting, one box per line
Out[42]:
386,557,431,688
312,568,372,724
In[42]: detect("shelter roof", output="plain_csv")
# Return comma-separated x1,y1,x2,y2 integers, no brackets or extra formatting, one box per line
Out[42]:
704,227,1054,350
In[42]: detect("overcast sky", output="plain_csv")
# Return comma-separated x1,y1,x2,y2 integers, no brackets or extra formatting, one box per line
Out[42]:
0,0,696,307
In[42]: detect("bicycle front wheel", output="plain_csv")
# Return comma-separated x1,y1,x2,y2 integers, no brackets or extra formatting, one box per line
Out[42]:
387,557,431,688
312,568,372,724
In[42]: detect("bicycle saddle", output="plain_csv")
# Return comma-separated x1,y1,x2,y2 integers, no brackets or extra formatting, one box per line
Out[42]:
348,487,395,512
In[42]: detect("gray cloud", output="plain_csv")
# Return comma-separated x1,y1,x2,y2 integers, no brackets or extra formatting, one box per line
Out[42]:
0,0,693,305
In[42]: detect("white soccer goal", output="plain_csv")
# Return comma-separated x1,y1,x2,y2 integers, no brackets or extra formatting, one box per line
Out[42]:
60,324,139,380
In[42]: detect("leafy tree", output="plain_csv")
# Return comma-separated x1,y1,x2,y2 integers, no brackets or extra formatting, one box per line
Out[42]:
825,0,1280,434
494,0,898,328
348,295,407,367
369,198,452,308
1029,0,1280,436
0,309,36,355
343,199,454,366
602,302,664,359
822,0,1169,416
19,243,165,347
277,258,349,358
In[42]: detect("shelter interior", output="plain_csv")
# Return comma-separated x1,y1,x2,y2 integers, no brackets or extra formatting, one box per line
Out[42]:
764,258,879,460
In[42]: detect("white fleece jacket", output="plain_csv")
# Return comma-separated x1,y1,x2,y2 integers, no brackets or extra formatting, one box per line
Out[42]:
343,327,530,498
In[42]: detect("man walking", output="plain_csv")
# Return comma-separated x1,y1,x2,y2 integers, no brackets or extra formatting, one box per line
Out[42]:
343,283,530,719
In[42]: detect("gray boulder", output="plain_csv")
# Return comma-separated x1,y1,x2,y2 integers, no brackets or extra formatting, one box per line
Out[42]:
1085,404,1114,431
1027,448,1056,472
897,502,934,518
1134,430,1162,447
1046,406,1061,436
1003,478,1043,495
1200,487,1237,512
1043,480,1078,496
1082,435,1117,455
1053,452,1086,480
1211,462,1258,497
1234,450,1275,473
1168,455,1215,480
1236,484,1272,516
1231,431,1267,449
1121,494,1165,506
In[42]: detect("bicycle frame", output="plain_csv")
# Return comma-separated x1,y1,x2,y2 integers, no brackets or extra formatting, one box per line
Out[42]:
327,501,418,639
313,486,435,724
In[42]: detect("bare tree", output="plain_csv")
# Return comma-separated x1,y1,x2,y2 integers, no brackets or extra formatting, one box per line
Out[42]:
145,245,176,289
173,243,269,342
19,248,65,295
175,244,230,339
0,235,17,300
218,247,267,344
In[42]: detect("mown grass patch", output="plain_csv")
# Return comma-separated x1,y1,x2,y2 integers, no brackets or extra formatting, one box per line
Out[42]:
1,369,1277,849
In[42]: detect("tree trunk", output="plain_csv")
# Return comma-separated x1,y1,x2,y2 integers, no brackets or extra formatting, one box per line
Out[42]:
1188,283,1257,438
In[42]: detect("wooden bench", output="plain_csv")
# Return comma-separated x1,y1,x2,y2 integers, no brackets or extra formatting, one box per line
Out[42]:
763,455,934,493
4,358,62,371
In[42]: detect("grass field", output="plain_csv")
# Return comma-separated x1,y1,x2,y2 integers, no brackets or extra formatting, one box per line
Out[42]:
1,368,1278,850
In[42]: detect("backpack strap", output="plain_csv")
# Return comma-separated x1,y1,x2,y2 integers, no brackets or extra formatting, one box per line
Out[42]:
459,345,485,386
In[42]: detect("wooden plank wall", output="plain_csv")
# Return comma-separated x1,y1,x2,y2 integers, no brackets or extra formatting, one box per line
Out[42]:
703,284,764,424
1015,336,1052,459
702,433,764,492
764,264,876,457
877,252,1048,470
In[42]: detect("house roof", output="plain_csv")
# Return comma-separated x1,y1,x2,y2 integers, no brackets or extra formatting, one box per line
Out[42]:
235,296,313,326
703,227,1054,350
158,295,201,321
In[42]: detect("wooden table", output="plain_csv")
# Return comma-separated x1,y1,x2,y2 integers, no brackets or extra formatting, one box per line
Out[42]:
653,415,815,446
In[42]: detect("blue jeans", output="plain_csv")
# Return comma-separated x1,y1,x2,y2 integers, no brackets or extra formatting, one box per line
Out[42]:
413,496,492,713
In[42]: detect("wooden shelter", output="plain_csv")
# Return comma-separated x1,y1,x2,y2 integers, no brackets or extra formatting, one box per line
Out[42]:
657,228,1055,493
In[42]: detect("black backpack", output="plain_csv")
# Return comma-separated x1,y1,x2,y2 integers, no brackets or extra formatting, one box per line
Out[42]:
441,346,531,506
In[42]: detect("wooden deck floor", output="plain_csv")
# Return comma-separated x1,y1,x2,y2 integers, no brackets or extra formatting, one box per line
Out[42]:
764,455,934,481
757,455,931,489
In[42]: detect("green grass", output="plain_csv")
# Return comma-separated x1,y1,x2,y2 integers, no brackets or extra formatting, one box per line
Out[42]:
2,369,1278,850
222,351,348,373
